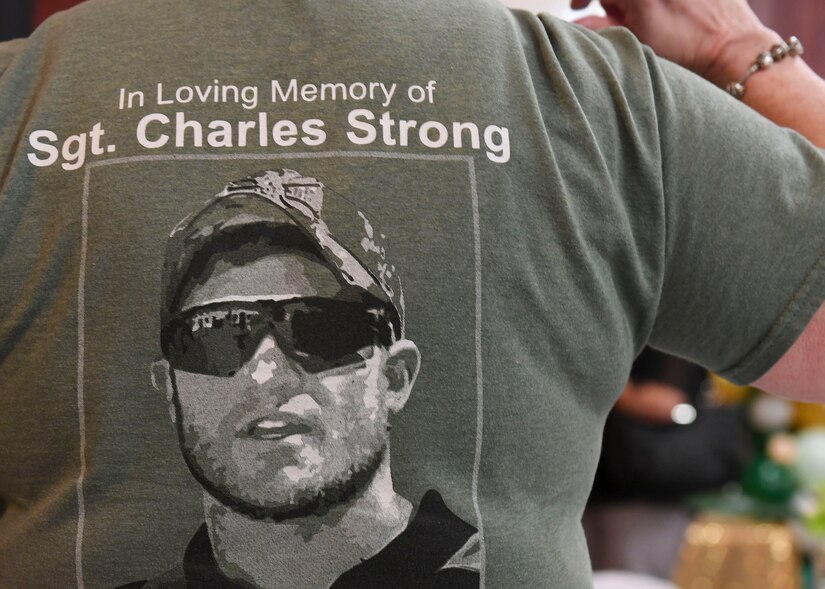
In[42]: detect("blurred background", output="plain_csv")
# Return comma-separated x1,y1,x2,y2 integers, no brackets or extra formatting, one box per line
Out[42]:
3,1,825,588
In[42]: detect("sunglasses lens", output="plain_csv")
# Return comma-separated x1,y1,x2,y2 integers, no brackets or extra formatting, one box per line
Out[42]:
288,302,385,372
164,299,390,376
165,306,269,377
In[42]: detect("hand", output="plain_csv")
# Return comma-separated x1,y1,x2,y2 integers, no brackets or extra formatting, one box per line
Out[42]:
570,0,781,86
613,380,690,424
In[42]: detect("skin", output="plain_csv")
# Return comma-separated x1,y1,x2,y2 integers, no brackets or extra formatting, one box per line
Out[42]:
613,380,689,424
570,0,825,144
153,250,422,588
571,0,825,401
571,0,777,84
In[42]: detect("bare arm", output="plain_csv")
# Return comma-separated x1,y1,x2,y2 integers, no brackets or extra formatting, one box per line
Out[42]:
572,0,825,400
572,0,825,146
753,301,825,402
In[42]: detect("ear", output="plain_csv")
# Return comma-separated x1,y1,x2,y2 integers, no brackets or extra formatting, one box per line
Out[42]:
382,339,421,413
151,359,177,424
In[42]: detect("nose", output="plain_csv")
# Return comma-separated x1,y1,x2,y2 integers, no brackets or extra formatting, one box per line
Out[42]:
245,334,303,387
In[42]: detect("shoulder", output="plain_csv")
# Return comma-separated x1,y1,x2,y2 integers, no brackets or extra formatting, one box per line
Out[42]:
0,38,27,76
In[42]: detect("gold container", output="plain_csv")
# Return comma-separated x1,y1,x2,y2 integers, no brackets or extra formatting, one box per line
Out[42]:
672,515,801,589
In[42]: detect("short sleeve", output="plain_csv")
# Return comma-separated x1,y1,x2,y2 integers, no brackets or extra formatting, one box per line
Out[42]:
644,50,825,384
531,18,825,385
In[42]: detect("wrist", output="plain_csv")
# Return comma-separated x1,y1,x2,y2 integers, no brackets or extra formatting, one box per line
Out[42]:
704,26,784,88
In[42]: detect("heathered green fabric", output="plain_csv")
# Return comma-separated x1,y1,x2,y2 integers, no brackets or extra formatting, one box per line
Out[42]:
0,1,824,587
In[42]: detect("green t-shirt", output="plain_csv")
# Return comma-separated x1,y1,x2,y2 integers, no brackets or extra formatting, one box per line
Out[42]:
1,1,824,587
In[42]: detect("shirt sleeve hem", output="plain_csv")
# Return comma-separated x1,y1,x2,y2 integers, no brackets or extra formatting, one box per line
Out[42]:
719,251,825,385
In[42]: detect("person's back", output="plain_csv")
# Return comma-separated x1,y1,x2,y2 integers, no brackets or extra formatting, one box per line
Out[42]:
2,1,825,587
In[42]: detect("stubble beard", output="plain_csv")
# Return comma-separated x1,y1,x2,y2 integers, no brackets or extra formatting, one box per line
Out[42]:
172,393,387,522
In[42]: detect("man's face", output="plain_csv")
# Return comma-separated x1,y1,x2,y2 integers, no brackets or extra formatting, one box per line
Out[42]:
165,248,409,519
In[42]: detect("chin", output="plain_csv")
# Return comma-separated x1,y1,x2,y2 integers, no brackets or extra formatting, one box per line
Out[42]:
182,443,387,521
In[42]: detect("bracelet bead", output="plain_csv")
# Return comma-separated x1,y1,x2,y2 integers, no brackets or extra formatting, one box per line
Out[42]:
756,52,774,69
725,36,804,99
728,82,746,99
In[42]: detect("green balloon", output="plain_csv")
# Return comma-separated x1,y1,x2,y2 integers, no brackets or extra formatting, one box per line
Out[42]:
742,456,797,503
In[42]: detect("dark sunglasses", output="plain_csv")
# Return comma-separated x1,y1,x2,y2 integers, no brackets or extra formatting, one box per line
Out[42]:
161,297,395,377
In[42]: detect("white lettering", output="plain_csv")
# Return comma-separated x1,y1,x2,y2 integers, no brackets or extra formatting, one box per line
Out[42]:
176,86,194,104
272,79,298,102
207,120,234,147
302,119,327,146
89,122,106,156
27,130,59,167
300,84,318,102
347,109,377,145
240,85,258,110
484,125,510,163
272,120,298,147
380,83,397,107
194,84,214,103
237,120,256,148
419,121,449,149
175,112,202,147
60,134,87,171
320,83,347,102
341,109,510,163
349,82,367,101
453,122,481,149
399,119,417,146
136,113,170,149
156,83,173,106
259,112,268,147
379,111,397,146
408,85,426,103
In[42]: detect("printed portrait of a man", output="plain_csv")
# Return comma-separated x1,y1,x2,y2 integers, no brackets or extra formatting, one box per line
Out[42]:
120,169,480,589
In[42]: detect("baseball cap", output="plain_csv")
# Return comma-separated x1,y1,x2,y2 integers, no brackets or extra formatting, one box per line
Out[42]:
160,169,404,339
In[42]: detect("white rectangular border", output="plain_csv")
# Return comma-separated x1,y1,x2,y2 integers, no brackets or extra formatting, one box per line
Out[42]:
77,152,485,588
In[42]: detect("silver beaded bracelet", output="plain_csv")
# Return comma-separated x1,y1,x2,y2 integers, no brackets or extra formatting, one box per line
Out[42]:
725,36,804,99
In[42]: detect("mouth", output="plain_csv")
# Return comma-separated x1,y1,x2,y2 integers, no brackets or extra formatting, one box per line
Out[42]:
244,419,313,441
